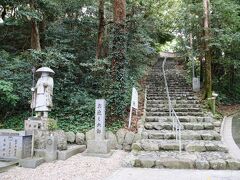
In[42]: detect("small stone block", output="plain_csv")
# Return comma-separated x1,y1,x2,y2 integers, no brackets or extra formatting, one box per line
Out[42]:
227,159,240,170
0,159,19,172
87,139,111,154
19,157,45,168
58,145,86,160
209,159,226,170
45,152,57,162
82,150,113,158
195,160,210,169
140,158,155,168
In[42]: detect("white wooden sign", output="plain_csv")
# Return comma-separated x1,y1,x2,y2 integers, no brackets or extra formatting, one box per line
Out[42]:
128,87,138,128
131,87,138,109
95,99,106,140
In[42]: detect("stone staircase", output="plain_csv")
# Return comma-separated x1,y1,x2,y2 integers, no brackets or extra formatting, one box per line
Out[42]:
130,57,240,170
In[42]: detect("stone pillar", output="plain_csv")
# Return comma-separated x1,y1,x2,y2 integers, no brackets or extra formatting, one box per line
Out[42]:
44,134,57,162
192,77,200,92
85,99,112,157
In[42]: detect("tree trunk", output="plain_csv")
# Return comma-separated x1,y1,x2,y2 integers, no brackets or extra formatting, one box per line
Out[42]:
1,6,6,21
112,0,126,80
229,64,235,93
39,15,46,49
113,0,126,24
199,25,205,85
30,0,41,51
108,0,127,121
96,0,105,59
203,0,212,98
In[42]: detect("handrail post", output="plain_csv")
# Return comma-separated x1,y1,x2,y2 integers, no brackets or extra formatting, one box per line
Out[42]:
162,56,182,154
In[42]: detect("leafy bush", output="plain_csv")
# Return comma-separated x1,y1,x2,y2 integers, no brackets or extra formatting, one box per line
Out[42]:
47,118,58,131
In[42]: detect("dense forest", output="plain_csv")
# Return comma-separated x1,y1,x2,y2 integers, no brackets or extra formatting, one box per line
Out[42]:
0,0,239,132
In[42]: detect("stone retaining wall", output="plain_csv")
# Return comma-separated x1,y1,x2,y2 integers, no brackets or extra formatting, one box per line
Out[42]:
62,128,139,151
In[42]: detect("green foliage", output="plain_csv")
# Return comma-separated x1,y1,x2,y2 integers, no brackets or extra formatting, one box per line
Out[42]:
175,0,240,104
185,56,200,84
1,113,26,131
0,0,191,132
0,80,19,107
47,118,58,131
106,120,124,133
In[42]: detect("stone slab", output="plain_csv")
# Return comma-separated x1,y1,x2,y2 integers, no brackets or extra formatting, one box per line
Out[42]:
0,159,19,172
192,77,200,92
86,139,111,154
57,145,86,160
34,149,57,162
222,116,240,160
19,157,45,168
45,151,57,162
82,150,113,158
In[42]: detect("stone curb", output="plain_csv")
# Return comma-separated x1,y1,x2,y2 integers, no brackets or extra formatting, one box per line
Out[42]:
221,115,240,160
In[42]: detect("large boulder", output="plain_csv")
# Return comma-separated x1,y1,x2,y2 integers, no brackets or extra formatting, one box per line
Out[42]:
131,142,142,151
76,132,85,145
124,131,135,145
53,130,67,150
122,143,132,151
106,131,117,149
66,131,75,143
133,133,141,143
116,128,128,145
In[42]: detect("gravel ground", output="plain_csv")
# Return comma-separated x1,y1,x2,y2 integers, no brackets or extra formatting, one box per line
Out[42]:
0,150,128,180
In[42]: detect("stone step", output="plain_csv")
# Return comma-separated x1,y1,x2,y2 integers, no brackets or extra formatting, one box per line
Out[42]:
142,129,221,141
145,116,213,123
147,86,190,89
147,92,194,96
147,95,196,99
147,104,201,108
147,96,198,100
133,139,228,152
144,122,214,130
146,111,204,117
148,87,192,91
147,93,194,96
147,100,201,105
147,82,188,85
146,107,202,113
131,151,240,170
148,80,187,83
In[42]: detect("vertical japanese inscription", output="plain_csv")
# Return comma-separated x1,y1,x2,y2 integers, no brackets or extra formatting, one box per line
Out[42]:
95,99,106,140
0,135,31,159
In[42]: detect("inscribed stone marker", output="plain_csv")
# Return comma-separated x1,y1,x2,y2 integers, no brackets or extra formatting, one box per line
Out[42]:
0,134,32,159
95,99,106,140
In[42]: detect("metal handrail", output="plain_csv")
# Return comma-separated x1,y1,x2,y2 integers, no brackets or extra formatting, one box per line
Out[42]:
162,57,182,154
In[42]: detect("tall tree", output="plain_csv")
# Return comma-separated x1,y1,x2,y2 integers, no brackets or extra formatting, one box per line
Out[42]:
30,0,41,51
96,0,105,59
203,0,212,98
108,0,127,121
112,0,126,80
